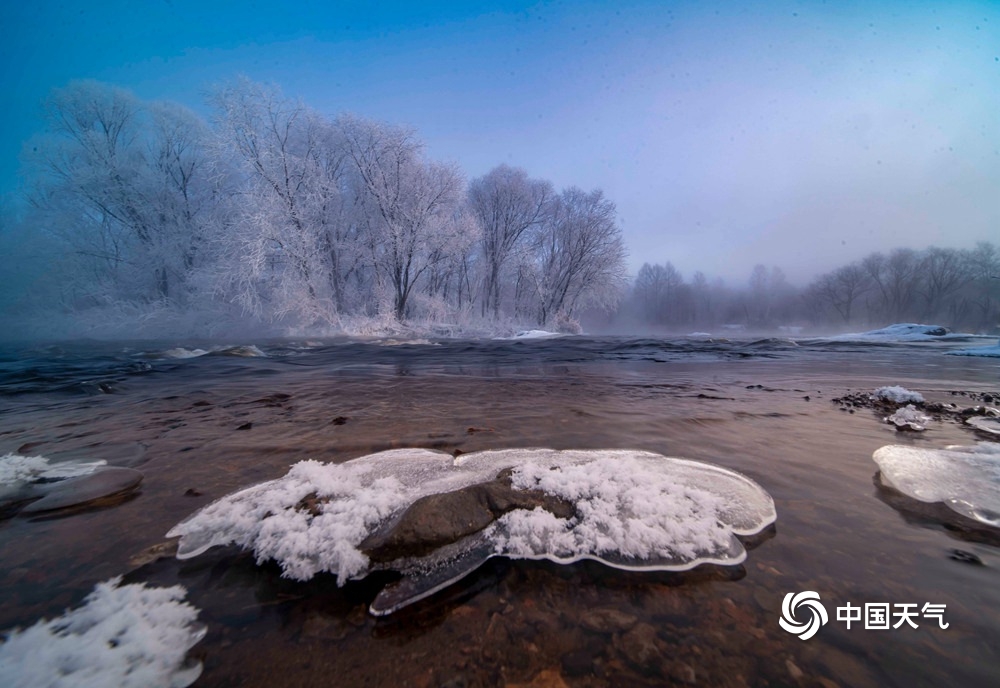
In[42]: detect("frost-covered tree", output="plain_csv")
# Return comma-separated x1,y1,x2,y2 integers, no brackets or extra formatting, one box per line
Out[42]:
468,165,552,319
633,262,687,325
965,242,1000,331
24,80,213,306
744,265,793,327
519,187,627,326
808,263,870,324
862,249,921,323
341,116,466,321
917,247,968,322
209,79,356,325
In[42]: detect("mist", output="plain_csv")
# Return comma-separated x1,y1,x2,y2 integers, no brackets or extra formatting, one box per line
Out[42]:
1,1,998,339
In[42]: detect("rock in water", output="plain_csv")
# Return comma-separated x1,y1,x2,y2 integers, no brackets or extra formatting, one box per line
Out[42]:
20,467,143,514
360,469,575,562
168,448,777,615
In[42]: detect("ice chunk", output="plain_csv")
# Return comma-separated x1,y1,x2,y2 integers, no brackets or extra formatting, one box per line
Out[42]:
872,386,925,404
873,443,1000,527
169,448,776,614
885,405,931,431
0,577,205,688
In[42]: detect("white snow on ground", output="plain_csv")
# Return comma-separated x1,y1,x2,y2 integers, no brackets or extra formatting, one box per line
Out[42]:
885,405,931,431
168,448,776,587
0,454,106,487
872,386,925,404
873,443,1000,527
0,577,205,688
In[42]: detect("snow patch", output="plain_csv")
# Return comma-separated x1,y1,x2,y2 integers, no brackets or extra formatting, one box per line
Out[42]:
873,443,1000,527
872,386,925,404
0,577,205,688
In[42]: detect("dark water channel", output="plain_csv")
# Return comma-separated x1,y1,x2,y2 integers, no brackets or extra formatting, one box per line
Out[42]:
1,337,998,687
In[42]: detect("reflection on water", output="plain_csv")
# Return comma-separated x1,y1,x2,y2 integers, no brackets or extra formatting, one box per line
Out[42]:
0,337,998,686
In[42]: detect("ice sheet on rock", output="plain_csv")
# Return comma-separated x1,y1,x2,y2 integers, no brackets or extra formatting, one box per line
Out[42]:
833,323,950,341
0,454,107,486
501,330,564,340
947,342,1000,358
886,405,931,431
872,386,925,404
1,454,142,516
0,577,205,688
20,467,144,513
160,347,209,359
169,448,776,614
873,443,1000,527
967,417,1000,437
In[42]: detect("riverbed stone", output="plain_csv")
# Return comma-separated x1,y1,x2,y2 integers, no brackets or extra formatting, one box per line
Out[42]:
360,469,575,562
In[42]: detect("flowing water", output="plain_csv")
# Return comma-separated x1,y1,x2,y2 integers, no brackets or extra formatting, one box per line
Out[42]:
1,335,998,687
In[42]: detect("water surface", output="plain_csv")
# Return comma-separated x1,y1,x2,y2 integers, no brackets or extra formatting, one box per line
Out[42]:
1,336,997,687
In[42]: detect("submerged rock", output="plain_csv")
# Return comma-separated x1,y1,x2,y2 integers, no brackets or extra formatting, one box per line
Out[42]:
168,448,777,615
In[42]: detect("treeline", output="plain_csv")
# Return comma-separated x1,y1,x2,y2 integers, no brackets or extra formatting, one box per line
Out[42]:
2,78,626,336
619,244,1000,333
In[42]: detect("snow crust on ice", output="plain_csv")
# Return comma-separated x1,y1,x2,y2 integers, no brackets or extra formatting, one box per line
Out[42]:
147,344,265,359
873,443,1000,527
871,386,925,404
506,330,564,339
168,448,776,596
0,577,205,688
492,453,773,567
0,454,106,487
160,347,209,359
946,342,1000,358
826,323,979,342
885,405,931,431
858,323,949,338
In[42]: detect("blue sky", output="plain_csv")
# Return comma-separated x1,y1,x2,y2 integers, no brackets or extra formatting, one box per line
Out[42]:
2,0,998,283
